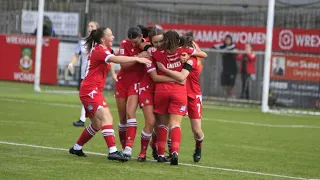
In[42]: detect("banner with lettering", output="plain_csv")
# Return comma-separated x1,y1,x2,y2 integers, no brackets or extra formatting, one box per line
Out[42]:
151,23,320,53
0,34,59,84
269,55,320,108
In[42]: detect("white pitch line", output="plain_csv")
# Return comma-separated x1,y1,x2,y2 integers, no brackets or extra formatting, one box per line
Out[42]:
204,118,320,129
0,141,314,180
1,98,319,129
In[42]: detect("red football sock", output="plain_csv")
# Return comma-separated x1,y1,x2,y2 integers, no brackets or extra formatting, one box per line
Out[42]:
151,131,158,148
125,118,137,148
139,130,152,156
76,124,99,146
170,125,182,154
118,123,127,149
157,125,168,156
101,125,117,153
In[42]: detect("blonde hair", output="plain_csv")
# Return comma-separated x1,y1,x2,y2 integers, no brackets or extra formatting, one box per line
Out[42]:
88,21,99,28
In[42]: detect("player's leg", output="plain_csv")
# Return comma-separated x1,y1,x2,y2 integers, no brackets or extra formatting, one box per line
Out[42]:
73,79,86,127
123,83,139,158
96,106,128,162
153,92,170,162
114,83,128,150
115,98,127,150
150,114,159,160
69,114,101,157
167,93,188,165
69,95,101,157
188,96,204,162
138,105,156,161
156,113,169,162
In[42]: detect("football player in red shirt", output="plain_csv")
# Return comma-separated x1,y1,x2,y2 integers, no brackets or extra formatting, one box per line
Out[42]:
68,27,151,162
157,36,205,163
149,30,207,165
137,27,180,161
114,26,149,158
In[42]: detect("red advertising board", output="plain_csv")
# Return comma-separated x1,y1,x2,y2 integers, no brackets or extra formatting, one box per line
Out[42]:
151,23,320,53
270,55,320,82
0,34,59,84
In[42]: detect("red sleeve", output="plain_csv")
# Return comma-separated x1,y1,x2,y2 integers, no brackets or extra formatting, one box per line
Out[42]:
191,57,198,69
119,40,129,56
182,47,196,55
146,57,156,73
93,49,115,63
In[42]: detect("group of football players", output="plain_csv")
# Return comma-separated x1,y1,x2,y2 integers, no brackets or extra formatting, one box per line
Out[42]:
67,21,207,166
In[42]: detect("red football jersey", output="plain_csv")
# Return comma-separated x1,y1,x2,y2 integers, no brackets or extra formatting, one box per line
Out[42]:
81,44,113,91
117,39,147,81
151,47,196,93
186,56,202,99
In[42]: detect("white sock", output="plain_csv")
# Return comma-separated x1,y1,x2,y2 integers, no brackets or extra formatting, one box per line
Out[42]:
123,146,132,155
73,143,82,150
109,146,117,153
79,105,86,122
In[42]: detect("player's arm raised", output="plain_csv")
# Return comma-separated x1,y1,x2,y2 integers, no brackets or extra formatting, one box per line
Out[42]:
107,55,151,65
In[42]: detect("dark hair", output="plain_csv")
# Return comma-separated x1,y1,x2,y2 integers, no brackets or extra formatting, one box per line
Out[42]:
179,36,193,48
159,30,180,53
148,26,164,45
128,27,142,39
137,25,150,38
85,27,106,53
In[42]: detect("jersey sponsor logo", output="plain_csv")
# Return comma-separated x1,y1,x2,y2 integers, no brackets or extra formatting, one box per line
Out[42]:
119,49,124,55
167,61,182,69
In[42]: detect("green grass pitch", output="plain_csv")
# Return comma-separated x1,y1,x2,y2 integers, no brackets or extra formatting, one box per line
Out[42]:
0,81,319,180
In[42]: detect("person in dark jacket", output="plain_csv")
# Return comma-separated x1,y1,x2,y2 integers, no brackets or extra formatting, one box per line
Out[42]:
33,16,55,37
236,44,256,100
213,35,237,98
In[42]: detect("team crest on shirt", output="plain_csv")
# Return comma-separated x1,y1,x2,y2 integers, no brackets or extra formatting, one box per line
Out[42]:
87,103,93,112
179,105,186,112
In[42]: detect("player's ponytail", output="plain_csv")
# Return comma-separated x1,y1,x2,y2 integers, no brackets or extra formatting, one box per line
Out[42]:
160,30,180,53
85,27,106,53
